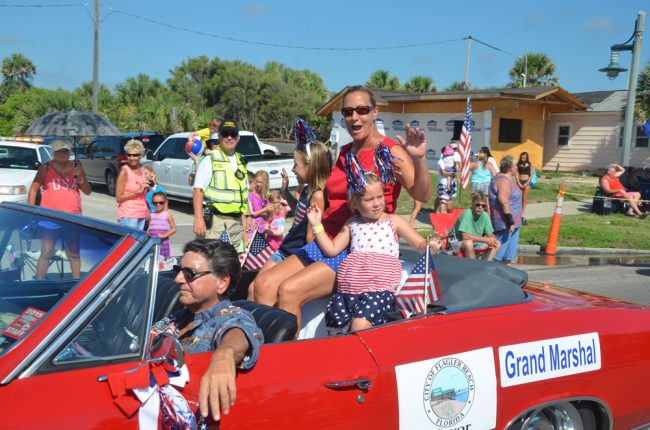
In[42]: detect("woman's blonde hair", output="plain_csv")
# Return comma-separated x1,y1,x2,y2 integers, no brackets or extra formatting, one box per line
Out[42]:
348,172,383,213
143,164,159,184
124,139,145,155
255,170,270,199
296,143,332,201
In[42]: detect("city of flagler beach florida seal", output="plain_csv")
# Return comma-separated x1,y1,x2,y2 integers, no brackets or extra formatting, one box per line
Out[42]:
422,356,475,428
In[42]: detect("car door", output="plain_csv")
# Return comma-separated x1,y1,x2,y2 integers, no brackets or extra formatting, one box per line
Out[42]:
153,137,191,199
182,333,389,429
1,251,159,429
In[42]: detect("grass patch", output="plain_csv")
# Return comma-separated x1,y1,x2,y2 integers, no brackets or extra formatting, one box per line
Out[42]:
519,213,650,249
395,171,598,215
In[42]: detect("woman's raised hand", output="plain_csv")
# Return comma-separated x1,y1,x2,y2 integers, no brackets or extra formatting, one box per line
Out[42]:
395,124,427,160
306,203,322,226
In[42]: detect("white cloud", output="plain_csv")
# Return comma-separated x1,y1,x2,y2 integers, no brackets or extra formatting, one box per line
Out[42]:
583,16,614,32
243,3,271,18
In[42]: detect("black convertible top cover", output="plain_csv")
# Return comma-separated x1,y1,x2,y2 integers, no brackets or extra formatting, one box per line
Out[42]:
432,253,528,311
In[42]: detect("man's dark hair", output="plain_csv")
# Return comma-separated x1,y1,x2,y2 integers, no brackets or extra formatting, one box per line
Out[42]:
182,239,241,297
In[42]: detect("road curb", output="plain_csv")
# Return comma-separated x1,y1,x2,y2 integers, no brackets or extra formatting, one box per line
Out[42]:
518,244,650,255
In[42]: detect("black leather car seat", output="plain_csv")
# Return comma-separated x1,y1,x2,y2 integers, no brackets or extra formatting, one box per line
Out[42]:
232,300,298,343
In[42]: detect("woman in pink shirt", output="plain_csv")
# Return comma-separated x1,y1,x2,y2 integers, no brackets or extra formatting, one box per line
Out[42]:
115,139,149,229
28,139,92,279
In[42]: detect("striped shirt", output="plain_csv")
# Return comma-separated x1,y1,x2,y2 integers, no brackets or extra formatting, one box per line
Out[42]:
337,215,403,294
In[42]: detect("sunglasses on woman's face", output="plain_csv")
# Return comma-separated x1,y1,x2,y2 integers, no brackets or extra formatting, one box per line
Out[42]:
126,153,142,158
341,105,374,117
173,265,212,282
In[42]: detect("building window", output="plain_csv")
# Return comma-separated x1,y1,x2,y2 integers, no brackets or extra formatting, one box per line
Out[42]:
451,120,463,140
557,124,571,146
618,125,649,148
499,118,522,143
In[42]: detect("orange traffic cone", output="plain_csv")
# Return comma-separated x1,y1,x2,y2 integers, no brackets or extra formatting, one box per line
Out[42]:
545,185,566,255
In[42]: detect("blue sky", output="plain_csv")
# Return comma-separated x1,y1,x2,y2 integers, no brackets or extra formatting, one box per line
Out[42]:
0,1,648,95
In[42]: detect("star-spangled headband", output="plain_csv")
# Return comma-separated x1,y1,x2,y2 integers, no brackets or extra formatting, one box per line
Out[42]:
293,118,318,159
345,142,400,195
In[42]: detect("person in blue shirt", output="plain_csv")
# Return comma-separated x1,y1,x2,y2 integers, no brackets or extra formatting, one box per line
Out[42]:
152,239,263,421
144,164,167,212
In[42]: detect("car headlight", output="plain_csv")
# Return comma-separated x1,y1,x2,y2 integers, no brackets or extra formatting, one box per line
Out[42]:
0,185,27,195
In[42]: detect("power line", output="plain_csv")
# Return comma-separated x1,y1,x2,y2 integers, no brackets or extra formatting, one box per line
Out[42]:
102,9,463,51
0,3,517,56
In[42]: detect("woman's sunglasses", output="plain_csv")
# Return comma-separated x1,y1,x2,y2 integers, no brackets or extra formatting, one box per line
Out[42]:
172,265,212,282
341,106,374,117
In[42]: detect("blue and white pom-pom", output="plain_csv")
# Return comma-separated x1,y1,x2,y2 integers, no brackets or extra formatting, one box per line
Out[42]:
345,151,367,195
374,142,400,185
293,118,318,158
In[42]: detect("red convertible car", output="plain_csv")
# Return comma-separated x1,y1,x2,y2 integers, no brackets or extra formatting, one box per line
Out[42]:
1,202,650,429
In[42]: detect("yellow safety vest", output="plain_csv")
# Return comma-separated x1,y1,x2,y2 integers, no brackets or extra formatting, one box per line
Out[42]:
203,147,248,214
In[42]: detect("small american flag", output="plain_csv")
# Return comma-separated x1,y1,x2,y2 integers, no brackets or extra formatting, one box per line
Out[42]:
242,234,274,270
459,97,473,190
219,229,231,244
395,251,441,316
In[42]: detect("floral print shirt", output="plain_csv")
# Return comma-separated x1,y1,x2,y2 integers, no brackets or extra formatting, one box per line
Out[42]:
152,299,263,370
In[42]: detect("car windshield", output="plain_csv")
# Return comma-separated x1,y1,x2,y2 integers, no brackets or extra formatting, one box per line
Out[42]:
0,208,121,357
0,146,39,170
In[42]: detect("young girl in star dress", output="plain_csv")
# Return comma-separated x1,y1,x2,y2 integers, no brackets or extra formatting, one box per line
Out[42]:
307,172,442,333
147,192,177,261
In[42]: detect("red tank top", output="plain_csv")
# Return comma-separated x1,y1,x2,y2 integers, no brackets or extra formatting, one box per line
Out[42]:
40,162,82,214
322,137,402,237
602,175,625,196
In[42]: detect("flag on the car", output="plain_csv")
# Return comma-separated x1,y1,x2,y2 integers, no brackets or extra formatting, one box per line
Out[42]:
395,251,441,317
242,234,274,270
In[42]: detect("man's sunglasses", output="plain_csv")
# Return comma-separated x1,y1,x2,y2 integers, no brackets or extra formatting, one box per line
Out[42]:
172,265,212,282
220,131,238,138
474,203,487,209
341,106,374,117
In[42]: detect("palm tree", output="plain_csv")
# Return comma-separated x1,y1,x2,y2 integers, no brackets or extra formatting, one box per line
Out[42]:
445,81,471,91
366,70,401,90
508,53,559,88
1,53,37,91
114,74,165,105
403,76,436,93
634,61,650,122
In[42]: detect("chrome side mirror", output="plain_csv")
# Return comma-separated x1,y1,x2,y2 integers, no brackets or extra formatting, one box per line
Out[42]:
149,332,185,367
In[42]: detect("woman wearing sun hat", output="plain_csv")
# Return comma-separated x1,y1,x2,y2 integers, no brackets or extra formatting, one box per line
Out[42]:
28,139,92,279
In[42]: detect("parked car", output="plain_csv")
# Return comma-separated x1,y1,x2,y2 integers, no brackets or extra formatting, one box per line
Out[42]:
258,140,280,155
146,131,297,202
1,202,650,429
79,132,164,196
0,137,53,204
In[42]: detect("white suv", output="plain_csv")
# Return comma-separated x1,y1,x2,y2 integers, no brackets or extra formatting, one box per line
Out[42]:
0,137,53,204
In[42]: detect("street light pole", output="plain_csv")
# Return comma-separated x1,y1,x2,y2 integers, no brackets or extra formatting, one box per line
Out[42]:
92,0,99,113
599,11,645,167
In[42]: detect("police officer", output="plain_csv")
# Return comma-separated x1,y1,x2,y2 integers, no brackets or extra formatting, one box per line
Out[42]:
193,119,248,251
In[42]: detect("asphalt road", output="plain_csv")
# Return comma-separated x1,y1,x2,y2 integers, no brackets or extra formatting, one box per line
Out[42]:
80,187,650,307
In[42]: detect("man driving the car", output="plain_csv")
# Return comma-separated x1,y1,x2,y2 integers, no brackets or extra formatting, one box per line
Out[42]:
152,239,263,421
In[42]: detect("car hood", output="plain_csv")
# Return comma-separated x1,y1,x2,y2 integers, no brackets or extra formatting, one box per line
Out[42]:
0,168,37,186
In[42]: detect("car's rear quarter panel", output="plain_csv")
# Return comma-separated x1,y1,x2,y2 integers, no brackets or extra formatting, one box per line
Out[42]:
357,284,650,429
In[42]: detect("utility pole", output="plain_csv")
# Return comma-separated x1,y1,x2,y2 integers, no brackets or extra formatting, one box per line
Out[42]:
523,43,528,88
92,0,99,113
464,36,472,90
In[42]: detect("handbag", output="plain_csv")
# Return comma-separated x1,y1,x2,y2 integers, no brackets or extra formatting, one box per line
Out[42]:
530,169,538,188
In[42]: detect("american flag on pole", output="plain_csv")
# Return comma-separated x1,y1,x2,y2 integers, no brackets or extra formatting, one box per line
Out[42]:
242,234,274,270
395,251,441,317
459,97,473,190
